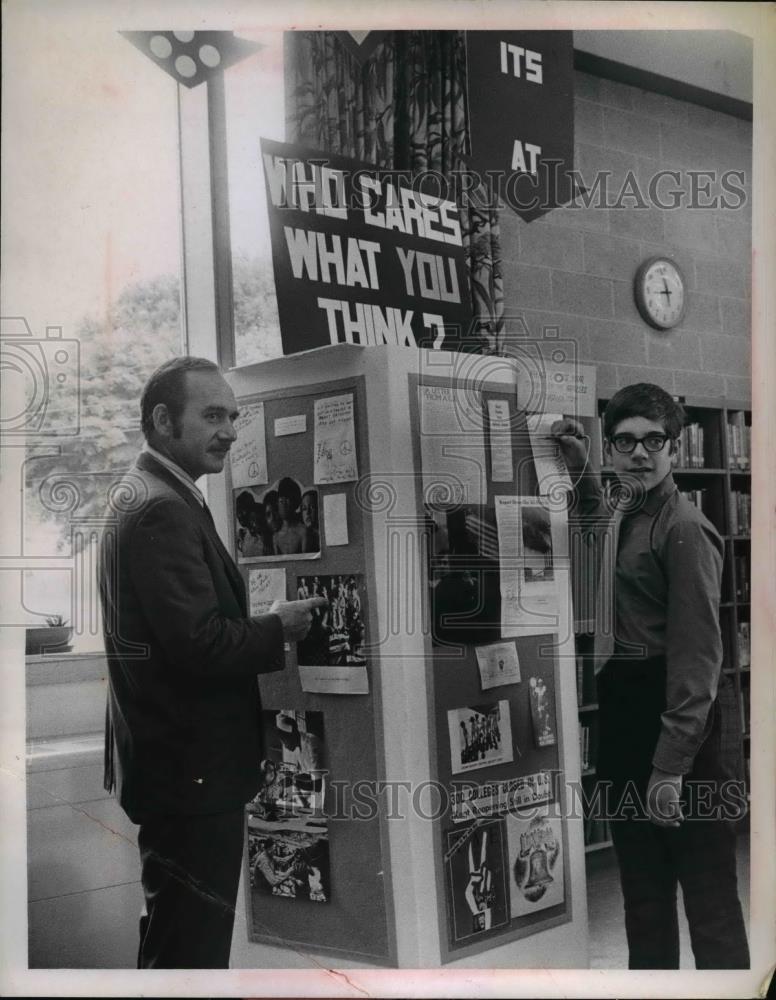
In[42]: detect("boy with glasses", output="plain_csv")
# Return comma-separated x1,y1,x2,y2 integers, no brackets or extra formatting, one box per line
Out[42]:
553,382,749,969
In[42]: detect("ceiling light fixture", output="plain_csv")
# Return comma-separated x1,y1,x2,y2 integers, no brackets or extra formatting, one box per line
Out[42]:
120,30,261,87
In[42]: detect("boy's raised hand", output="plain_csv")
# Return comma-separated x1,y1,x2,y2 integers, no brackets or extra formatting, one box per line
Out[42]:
551,417,589,474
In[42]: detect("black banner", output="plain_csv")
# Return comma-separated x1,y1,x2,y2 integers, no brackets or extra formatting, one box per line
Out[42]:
261,139,473,356
466,31,575,221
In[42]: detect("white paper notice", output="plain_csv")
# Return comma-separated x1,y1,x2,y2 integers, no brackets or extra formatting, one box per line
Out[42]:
323,493,349,546
230,401,267,488
517,362,597,419
526,413,573,496
299,664,369,695
543,362,597,418
495,496,560,637
487,399,514,483
274,414,307,437
313,394,358,484
248,567,286,616
475,642,521,690
418,384,485,506
495,495,522,627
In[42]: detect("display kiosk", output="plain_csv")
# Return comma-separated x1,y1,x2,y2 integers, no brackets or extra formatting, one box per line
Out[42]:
210,343,588,968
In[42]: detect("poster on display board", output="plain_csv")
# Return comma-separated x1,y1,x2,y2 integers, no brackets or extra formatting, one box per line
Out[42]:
494,496,562,637
444,819,510,944
250,709,327,820
261,138,473,355
246,813,330,905
506,811,565,918
450,771,554,823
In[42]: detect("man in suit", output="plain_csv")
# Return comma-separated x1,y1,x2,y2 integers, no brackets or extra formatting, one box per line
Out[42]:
99,356,325,969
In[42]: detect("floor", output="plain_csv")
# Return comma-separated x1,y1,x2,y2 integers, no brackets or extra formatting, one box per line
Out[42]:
585,835,752,969
27,757,143,969
27,755,752,969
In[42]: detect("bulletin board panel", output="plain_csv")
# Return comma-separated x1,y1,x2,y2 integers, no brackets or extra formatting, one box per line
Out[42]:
227,375,397,965
409,373,572,964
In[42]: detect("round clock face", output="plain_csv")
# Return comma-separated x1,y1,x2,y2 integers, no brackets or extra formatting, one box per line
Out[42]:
634,257,686,330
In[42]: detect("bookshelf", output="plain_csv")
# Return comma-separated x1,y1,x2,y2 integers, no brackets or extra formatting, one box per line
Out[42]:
574,399,751,853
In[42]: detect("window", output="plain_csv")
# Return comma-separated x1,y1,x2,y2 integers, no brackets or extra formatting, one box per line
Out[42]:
223,31,285,366
4,13,183,651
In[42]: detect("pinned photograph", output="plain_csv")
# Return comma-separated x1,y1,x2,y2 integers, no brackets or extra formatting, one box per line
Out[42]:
247,812,330,905
445,820,509,944
249,709,326,820
235,479,320,561
528,674,557,748
297,575,366,667
506,811,564,918
521,502,554,585
426,504,501,644
297,575,369,694
448,700,514,775
475,642,521,690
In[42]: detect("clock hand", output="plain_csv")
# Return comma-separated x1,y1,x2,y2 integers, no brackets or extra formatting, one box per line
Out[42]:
660,278,672,303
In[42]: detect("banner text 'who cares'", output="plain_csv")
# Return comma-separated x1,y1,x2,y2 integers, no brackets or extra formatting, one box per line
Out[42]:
263,152,472,349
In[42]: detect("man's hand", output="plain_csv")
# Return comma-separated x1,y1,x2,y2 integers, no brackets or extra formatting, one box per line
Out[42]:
550,417,589,474
268,597,328,642
646,767,684,828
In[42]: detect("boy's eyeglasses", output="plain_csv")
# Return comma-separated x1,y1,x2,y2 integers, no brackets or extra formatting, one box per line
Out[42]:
609,433,672,454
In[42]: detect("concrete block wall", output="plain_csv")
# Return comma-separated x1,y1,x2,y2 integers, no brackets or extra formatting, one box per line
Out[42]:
500,71,752,405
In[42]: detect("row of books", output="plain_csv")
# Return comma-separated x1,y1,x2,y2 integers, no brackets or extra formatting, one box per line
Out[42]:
729,490,751,535
575,655,597,708
734,554,750,603
579,724,592,772
737,621,750,668
739,690,751,736
727,412,751,470
674,422,706,468
679,488,706,513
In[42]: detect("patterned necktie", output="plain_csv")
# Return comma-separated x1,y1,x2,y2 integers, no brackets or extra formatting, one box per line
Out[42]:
592,504,624,673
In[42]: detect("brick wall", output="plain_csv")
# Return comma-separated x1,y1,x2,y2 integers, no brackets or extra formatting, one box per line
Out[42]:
500,71,752,404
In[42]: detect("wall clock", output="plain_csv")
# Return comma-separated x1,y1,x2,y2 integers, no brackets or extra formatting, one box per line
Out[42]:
633,256,686,330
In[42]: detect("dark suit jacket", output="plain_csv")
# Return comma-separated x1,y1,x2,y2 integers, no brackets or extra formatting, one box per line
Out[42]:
99,452,284,823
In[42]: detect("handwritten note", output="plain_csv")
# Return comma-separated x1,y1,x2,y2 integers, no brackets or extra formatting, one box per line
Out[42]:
274,414,307,436
313,394,358,484
248,567,286,616
231,401,267,488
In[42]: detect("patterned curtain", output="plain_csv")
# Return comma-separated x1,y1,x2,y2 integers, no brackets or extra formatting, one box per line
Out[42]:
285,31,504,354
